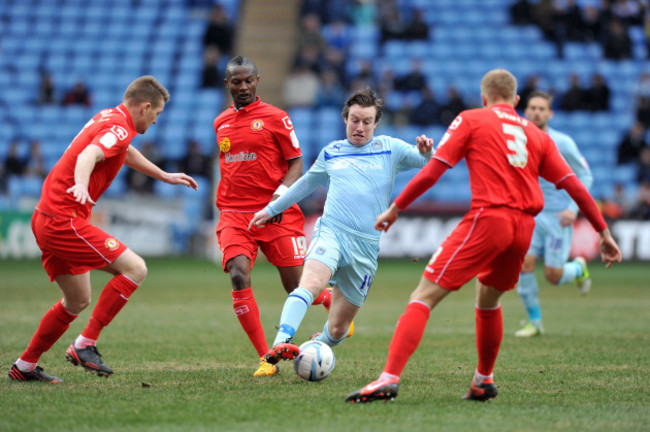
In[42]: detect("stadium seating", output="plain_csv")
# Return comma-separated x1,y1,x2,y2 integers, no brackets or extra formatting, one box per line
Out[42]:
0,0,647,217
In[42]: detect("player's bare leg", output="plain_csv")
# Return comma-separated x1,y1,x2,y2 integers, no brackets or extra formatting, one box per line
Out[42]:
8,273,88,382
313,286,358,346
67,249,146,377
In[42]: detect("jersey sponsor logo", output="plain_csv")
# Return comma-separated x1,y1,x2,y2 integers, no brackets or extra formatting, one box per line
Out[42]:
250,119,264,131
219,137,231,152
100,109,113,117
331,158,383,171
290,130,300,149
449,116,463,130
99,132,118,148
111,125,129,140
224,151,257,163
105,238,119,250
282,116,293,130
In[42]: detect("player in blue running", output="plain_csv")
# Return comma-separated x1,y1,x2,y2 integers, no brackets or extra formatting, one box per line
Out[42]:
515,90,594,337
249,88,433,363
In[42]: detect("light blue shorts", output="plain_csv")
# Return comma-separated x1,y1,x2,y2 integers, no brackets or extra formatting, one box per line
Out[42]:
527,211,573,268
306,218,380,307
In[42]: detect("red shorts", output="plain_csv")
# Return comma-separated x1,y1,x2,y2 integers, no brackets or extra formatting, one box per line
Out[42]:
423,207,535,291
31,210,127,281
216,204,306,271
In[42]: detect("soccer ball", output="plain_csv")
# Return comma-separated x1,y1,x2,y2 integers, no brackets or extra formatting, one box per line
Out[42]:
294,341,335,382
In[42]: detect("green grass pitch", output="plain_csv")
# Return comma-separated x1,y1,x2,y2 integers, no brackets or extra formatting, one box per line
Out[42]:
1,258,648,431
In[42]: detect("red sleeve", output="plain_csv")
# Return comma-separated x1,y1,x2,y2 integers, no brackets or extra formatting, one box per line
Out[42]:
538,133,573,185
558,175,607,232
395,158,449,210
90,122,131,159
273,112,302,160
433,114,472,167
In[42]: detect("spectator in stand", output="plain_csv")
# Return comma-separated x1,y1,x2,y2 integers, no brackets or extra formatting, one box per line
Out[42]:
297,14,328,62
510,0,534,25
25,140,47,179
316,68,346,107
201,46,222,88
532,0,566,57
126,141,166,194
348,59,377,92
203,4,234,56
404,8,430,40
518,75,539,112
560,74,588,111
638,147,650,184
62,81,92,107
347,0,377,26
38,72,55,105
4,140,26,177
409,86,441,126
602,19,633,60
611,0,643,26
633,180,650,219
634,72,650,126
179,139,213,180
582,5,605,43
283,61,320,108
562,0,587,41
379,4,407,43
617,122,648,165
439,87,468,126
394,59,427,93
585,73,610,111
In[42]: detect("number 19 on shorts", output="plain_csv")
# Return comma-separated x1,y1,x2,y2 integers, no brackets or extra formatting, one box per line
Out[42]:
291,236,307,257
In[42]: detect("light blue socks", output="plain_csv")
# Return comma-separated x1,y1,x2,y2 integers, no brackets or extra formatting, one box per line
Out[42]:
273,287,313,346
517,272,542,326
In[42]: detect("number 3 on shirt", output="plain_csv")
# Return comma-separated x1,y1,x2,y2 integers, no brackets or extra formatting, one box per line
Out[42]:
502,123,528,168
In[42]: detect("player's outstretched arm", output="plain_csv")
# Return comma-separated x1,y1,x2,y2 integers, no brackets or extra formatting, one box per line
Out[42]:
375,202,401,232
598,228,622,268
125,145,197,189
249,209,271,230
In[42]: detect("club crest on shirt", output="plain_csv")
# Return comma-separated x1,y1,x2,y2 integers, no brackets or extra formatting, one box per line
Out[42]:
105,238,119,250
250,119,264,131
373,140,382,149
219,137,231,152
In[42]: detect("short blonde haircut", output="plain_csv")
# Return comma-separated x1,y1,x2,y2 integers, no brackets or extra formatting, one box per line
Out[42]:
124,75,170,106
480,69,517,103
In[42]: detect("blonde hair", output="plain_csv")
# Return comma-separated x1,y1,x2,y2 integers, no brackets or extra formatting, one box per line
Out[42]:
124,75,170,106
480,69,517,103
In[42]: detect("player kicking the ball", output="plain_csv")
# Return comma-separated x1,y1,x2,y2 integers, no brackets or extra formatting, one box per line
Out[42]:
8,76,198,383
249,88,433,366
345,69,621,404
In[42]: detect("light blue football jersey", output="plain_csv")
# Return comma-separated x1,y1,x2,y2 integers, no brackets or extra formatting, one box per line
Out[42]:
265,135,431,239
539,127,593,213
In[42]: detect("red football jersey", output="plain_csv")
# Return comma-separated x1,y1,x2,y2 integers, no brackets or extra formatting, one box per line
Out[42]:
37,104,137,220
400,104,574,215
214,97,302,211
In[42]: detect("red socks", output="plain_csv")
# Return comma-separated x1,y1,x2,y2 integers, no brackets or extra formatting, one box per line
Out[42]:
232,287,268,357
384,301,431,377
21,300,77,363
475,305,503,377
312,288,332,309
82,274,138,341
